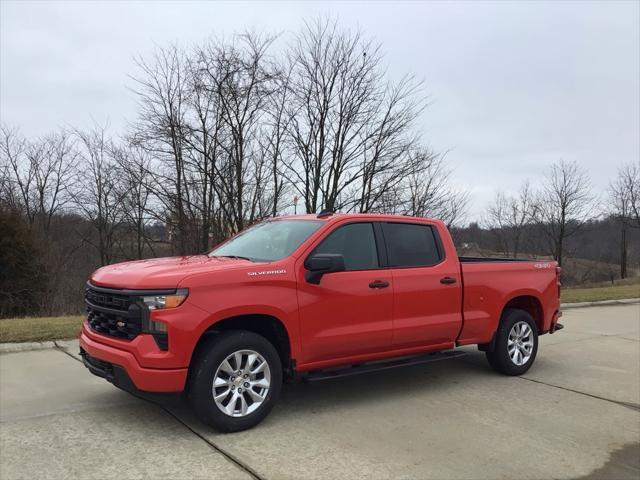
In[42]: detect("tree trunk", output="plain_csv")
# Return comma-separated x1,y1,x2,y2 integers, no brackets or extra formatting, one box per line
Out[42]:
620,221,627,279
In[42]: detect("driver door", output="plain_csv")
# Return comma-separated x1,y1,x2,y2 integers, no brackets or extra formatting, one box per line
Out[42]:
295,222,393,365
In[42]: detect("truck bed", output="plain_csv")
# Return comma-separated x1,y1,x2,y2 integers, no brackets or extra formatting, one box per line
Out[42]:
457,258,560,346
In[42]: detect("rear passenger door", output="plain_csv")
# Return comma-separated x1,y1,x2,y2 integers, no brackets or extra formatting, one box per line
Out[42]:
381,222,463,348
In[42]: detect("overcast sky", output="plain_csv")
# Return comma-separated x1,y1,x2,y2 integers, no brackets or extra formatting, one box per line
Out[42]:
1,0,638,218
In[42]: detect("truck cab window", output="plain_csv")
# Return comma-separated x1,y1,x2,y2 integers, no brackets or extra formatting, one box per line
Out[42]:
382,223,441,267
314,223,379,271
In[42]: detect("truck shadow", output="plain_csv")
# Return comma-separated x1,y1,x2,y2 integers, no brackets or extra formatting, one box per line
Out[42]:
146,348,560,430
269,347,558,421
276,350,492,412
136,347,559,435
138,350,487,421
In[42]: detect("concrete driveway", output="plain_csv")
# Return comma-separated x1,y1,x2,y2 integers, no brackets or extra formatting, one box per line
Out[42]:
1,304,639,480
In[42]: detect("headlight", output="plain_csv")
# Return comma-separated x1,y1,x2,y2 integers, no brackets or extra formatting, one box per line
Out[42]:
142,289,188,310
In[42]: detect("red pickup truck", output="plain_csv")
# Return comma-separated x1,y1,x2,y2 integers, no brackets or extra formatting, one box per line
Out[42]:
80,212,562,431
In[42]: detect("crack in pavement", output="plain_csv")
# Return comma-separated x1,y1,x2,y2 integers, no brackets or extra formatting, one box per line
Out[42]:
156,405,264,480
517,327,640,411
51,344,265,480
54,342,80,362
458,341,640,413
543,333,640,348
519,376,640,412
619,336,640,343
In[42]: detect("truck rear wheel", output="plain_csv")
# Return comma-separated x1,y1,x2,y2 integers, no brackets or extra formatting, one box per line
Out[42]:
189,330,282,432
486,308,538,375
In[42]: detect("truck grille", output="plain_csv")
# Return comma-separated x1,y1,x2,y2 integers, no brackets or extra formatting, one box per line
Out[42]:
85,285,143,340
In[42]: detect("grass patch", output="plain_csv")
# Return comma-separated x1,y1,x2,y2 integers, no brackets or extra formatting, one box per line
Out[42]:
0,315,84,343
562,282,640,303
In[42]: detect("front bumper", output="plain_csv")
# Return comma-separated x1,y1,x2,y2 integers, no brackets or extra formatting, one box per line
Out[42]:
80,347,140,394
79,327,187,393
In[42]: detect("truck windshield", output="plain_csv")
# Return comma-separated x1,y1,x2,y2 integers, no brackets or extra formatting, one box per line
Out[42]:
209,220,324,262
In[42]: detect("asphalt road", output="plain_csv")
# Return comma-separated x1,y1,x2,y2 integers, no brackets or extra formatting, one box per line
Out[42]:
1,304,639,480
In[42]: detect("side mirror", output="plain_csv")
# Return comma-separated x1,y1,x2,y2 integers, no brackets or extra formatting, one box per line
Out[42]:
304,253,345,284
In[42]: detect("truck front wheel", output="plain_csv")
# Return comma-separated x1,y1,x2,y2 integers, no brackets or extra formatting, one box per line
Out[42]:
486,308,538,375
189,330,282,432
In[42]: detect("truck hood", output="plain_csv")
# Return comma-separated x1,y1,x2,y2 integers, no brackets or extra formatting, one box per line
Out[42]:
90,255,255,290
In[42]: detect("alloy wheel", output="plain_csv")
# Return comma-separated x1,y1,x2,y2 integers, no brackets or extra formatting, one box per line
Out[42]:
212,349,271,417
507,321,534,366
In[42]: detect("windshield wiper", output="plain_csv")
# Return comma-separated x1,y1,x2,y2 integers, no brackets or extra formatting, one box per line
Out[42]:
211,255,254,262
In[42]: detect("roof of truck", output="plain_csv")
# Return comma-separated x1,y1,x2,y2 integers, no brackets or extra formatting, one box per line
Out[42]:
274,212,441,224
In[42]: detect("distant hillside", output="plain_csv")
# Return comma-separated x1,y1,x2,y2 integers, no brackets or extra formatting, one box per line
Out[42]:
456,245,638,286
453,216,640,286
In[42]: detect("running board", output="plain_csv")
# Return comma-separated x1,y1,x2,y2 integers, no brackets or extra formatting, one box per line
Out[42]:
303,350,466,382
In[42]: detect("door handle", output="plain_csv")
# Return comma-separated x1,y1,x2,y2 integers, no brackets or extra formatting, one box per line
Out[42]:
440,276,457,285
369,280,390,289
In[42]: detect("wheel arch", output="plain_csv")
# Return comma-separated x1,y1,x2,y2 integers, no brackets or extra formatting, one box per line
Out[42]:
502,295,544,333
189,313,293,374
479,294,543,353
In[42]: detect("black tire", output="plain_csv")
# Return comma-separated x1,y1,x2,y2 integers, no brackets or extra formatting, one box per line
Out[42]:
486,308,538,376
189,330,282,432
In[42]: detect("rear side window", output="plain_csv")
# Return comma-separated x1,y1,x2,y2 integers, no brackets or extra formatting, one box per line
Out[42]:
382,223,442,268
313,223,379,271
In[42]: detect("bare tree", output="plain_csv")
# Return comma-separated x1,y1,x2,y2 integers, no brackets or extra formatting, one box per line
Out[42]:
0,126,77,231
282,20,435,216
485,181,538,257
260,62,293,217
131,34,284,252
0,159,11,209
616,162,640,227
130,44,193,254
537,159,595,266
485,192,509,255
355,76,424,212
183,45,226,249
112,142,156,259
285,21,408,212
74,125,124,266
397,149,469,227
198,33,279,231
609,162,640,278
0,126,25,210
